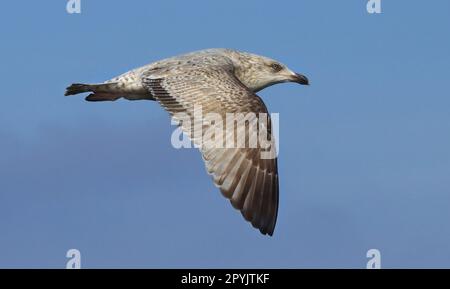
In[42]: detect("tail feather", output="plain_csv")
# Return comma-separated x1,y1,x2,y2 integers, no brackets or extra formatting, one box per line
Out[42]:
65,82,122,102
64,81,154,101
65,83,92,96
85,93,121,102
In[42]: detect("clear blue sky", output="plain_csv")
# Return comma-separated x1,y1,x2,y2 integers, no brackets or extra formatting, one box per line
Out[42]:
1,0,449,268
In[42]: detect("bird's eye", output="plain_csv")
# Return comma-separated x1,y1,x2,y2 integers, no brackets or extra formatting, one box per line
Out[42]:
270,63,283,72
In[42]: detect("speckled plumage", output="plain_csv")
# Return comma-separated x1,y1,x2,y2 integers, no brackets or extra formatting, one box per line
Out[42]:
65,48,309,236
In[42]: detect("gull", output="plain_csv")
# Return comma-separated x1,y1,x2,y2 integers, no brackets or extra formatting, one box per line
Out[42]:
65,48,309,236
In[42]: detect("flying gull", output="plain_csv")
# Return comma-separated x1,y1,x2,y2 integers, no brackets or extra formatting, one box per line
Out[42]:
65,48,309,236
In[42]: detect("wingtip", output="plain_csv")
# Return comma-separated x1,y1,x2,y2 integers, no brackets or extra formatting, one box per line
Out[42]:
259,226,275,237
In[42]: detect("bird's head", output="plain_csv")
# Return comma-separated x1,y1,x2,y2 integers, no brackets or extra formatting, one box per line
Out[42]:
226,50,309,92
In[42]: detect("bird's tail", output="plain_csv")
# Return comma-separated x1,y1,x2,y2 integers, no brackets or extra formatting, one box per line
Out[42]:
65,83,121,102
65,83,94,96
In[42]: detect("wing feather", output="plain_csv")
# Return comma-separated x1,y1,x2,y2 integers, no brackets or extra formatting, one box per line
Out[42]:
142,59,279,235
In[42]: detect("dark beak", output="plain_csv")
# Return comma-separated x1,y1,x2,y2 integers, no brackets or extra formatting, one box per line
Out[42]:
292,73,309,85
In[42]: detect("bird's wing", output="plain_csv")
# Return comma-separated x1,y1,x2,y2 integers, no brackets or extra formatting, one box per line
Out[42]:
141,60,279,236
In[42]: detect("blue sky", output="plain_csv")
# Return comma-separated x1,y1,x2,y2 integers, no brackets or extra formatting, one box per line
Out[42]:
0,0,449,268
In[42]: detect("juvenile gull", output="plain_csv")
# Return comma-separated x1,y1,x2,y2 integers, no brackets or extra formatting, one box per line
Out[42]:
65,48,309,236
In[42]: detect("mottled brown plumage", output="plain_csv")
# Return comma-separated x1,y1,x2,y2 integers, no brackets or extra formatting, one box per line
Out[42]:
65,48,309,236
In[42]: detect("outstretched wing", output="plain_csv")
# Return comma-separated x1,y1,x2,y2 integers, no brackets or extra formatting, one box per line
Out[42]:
141,58,279,236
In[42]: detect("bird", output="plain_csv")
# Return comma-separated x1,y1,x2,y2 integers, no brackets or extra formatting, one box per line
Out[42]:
65,48,309,236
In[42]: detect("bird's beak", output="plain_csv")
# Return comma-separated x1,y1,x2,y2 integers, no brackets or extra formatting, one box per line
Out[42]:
291,73,309,85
